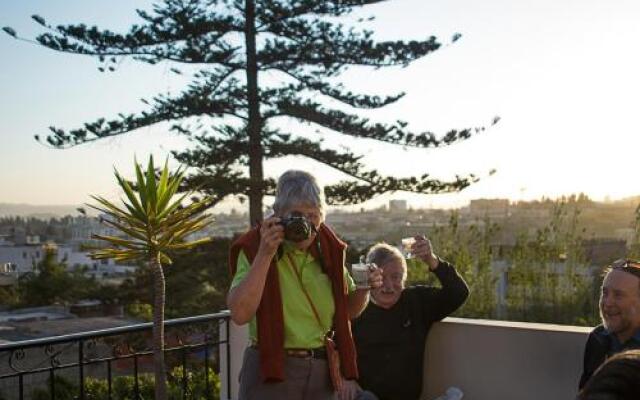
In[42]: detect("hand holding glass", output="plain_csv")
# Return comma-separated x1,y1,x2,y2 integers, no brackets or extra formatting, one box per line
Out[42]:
401,237,416,259
351,259,376,289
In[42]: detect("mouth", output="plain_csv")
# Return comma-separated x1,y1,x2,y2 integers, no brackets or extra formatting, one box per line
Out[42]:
603,311,621,320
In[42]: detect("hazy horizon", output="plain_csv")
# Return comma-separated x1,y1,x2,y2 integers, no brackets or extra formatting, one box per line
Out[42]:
2,191,639,219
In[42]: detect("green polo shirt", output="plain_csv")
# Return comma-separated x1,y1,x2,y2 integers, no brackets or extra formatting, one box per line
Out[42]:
230,242,356,349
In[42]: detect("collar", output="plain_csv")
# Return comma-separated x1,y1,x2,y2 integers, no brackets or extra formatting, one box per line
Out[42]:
601,326,640,351
282,240,303,254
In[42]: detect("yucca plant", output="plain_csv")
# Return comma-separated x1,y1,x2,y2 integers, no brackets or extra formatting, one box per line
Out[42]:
88,156,213,400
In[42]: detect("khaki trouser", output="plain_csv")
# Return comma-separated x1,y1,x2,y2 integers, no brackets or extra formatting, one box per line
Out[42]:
238,346,336,400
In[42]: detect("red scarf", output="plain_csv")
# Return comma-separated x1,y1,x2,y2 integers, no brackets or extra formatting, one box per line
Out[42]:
228,223,358,382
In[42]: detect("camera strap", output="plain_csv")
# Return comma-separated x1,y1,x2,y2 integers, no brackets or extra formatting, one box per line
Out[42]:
286,252,344,392
286,253,327,333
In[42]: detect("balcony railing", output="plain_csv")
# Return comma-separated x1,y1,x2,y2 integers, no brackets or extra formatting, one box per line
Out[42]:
0,311,232,400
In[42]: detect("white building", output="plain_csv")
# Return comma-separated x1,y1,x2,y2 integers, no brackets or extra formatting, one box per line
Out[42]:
388,199,408,213
0,243,136,280
69,216,121,244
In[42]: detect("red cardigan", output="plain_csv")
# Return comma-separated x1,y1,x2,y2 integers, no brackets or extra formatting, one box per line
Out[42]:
228,223,358,382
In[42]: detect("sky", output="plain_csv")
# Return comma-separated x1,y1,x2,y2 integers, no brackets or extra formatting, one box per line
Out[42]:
1,0,640,212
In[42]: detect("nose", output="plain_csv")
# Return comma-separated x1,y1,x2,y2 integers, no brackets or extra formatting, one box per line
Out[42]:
382,277,394,291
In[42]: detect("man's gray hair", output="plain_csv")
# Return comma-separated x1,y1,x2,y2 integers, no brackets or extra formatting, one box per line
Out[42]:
366,242,406,271
272,170,326,217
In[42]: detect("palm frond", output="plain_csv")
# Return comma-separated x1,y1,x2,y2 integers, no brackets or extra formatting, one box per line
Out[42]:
146,155,158,215
159,252,173,265
90,155,213,266
98,217,149,242
115,169,147,220
165,237,212,250
90,248,145,261
91,234,147,250
135,160,149,214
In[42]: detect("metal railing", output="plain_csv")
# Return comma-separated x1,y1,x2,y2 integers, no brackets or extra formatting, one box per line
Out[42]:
0,311,231,400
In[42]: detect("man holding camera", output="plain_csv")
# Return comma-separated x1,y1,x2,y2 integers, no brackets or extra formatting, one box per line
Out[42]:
228,170,382,400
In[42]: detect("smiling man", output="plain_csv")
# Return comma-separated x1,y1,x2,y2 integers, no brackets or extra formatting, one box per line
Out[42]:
579,259,640,390
351,238,469,400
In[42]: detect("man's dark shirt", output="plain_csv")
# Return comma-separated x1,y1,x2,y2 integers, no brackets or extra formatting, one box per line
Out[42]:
579,325,640,389
352,261,469,400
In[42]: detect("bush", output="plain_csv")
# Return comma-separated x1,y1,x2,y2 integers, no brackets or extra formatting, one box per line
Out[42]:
168,366,221,399
31,375,77,400
30,366,220,400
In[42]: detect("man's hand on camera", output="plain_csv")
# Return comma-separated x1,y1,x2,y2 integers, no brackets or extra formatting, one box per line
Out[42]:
257,217,284,259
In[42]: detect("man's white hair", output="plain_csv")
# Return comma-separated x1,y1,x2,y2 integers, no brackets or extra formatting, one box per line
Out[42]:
272,170,326,217
366,242,407,276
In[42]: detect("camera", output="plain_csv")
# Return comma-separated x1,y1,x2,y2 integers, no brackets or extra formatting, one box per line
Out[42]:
278,212,315,242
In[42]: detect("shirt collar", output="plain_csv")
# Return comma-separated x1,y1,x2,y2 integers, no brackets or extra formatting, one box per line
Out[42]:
282,240,309,254
601,327,640,349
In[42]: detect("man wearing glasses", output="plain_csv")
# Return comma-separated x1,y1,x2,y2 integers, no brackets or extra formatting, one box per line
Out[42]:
579,259,640,389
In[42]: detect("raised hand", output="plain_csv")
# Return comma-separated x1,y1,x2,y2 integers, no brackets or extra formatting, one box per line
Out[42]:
411,236,439,271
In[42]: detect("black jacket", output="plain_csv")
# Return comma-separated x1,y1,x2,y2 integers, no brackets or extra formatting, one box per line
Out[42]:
579,325,640,389
352,260,469,400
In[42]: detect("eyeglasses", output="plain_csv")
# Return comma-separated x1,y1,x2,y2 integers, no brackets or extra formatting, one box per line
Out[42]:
610,259,640,278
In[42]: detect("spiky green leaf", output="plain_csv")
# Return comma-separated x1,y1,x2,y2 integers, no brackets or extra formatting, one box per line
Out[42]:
115,169,146,219
146,155,158,213
134,160,149,213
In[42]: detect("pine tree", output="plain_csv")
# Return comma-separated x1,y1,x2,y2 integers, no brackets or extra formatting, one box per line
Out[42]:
4,0,498,222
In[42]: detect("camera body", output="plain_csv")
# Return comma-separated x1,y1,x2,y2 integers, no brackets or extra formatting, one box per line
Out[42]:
278,212,315,242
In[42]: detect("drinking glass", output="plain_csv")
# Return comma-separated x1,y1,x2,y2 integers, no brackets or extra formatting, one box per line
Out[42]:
401,237,416,259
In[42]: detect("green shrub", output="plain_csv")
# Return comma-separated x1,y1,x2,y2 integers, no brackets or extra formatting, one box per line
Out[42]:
168,365,221,399
31,374,77,400
30,366,221,399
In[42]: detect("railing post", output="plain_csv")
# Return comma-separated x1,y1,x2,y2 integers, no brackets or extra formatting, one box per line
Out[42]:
18,374,24,400
49,368,55,400
107,359,112,400
204,345,211,399
78,340,84,399
182,347,188,399
133,354,140,399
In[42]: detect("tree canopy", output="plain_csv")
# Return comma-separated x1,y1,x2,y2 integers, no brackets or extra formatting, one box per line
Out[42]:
5,0,498,221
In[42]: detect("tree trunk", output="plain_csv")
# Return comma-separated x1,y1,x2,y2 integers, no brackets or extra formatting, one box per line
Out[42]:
151,255,167,400
244,0,264,224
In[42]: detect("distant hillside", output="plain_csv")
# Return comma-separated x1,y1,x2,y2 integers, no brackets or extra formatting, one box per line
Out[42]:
0,203,88,218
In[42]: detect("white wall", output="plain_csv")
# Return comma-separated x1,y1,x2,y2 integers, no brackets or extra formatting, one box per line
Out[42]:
220,317,594,400
423,318,592,400
220,318,249,400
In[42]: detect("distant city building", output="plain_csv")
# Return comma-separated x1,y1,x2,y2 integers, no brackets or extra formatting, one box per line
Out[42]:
25,235,40,245
468,199,510,218
0,243,136,281
388,199,408,213
70,215,120,245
